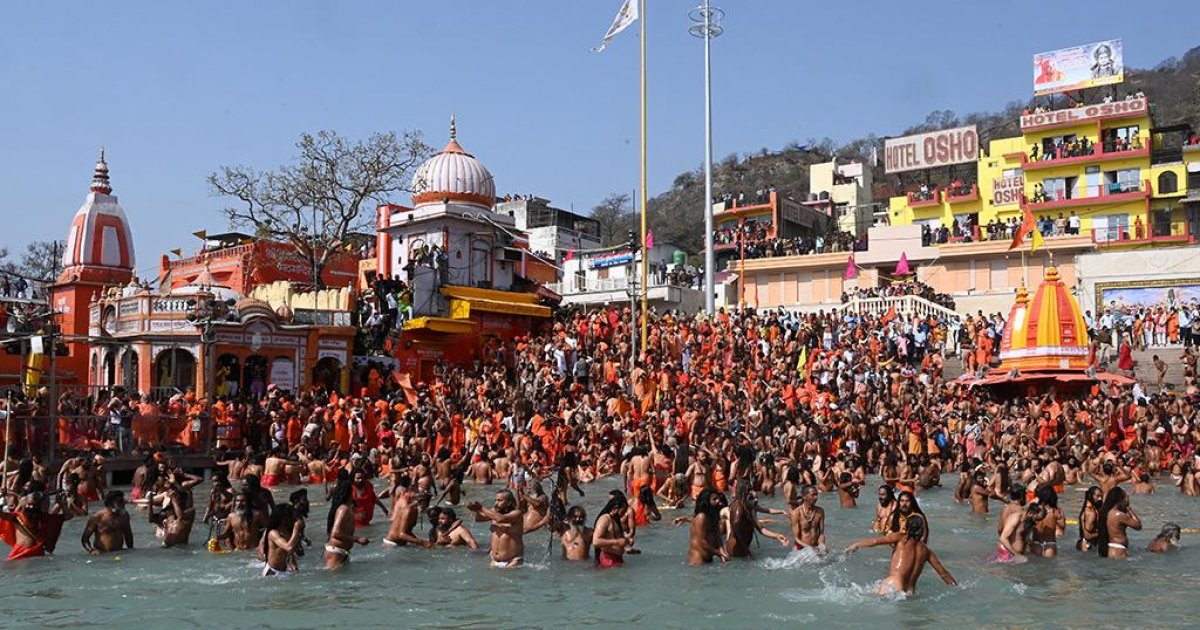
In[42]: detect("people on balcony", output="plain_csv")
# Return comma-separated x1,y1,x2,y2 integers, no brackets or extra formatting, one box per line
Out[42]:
722,229,862,261
841,280,956,311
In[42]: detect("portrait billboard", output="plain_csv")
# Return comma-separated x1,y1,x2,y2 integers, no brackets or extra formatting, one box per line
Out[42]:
1033,39,1124,96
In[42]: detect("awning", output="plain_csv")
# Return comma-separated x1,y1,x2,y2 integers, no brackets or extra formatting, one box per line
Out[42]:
402,317,478,334
441,286,552,318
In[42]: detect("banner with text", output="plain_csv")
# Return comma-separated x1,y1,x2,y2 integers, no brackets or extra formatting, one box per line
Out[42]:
992,171,1024,207
1019,96,1146,130
1033,39,1124,96
884,126,979,174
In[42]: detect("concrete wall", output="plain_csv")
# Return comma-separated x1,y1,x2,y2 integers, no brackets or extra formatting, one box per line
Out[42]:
250,281,353,311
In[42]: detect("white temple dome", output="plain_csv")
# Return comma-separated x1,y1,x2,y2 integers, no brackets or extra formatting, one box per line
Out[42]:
411,116,495,210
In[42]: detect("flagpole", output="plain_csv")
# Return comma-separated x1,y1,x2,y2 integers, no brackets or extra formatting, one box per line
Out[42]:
639,0,648,350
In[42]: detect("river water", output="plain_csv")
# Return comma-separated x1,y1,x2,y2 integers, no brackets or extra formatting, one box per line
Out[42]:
3,477,1197,630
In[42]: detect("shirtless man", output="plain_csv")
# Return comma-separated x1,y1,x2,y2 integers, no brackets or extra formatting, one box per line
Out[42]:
1030,487,1065,558
262,504,305,576
846,515,957,596
81,491,133,554
592,490,631,568
219,491,266,551
968,470,992,514
789,485,826,554
726,486,790,557
680,489,729,565
262,450,303,489
324,476,370,569
558,505,593,561
996,501,1044,563
147,475,199,548
1097,487,1141,559
217,447,253,482
873,486,896,533
429,507,478,550
1090,457,1132,499
383,476,432,549
1147,523,1181,553
469,452,494,484
469,489,525,568
627,446,654,501
521,482,551,534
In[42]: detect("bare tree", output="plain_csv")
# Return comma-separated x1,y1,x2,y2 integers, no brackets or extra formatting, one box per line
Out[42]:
17,240,65,281
589,193,636,247
208,130,431,288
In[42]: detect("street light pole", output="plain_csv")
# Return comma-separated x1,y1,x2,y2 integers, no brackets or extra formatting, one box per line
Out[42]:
690,0,723,313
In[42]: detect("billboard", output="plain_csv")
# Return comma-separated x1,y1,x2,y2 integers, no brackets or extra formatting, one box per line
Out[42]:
1033,39,1124,96
588,250,634,269
884,125,979,174
1019,96,1146,130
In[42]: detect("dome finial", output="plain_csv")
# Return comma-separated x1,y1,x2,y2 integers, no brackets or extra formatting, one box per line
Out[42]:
450,113,457,140
90,148,112,194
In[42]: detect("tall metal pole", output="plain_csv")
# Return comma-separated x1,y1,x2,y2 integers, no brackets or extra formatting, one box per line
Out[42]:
638,0,648,349
690,1,723,313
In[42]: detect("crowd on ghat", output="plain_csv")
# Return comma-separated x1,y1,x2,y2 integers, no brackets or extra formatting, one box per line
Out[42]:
3,285,1199,586
714,227,864,261
841,281,957,313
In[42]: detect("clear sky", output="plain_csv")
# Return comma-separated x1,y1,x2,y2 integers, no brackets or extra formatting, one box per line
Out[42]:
2,1,1195,277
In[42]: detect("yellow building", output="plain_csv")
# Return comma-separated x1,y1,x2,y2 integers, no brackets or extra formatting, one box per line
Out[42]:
890,96,1198,247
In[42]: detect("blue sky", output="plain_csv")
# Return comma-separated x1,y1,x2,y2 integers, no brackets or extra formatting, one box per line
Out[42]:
1,1,1194,278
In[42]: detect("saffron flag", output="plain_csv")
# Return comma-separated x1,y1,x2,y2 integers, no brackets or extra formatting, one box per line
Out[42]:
844,253,858,280
881,305,897,324
593,0,639,52
796,346,807,374
1030,221,1045,253
645,229,654,250
391,370,419,406
1009,206,1038,251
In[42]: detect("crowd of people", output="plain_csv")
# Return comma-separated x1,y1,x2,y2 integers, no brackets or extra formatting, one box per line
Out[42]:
1022,88,1146,116
841,281,957,312
725,230,863,261
714,187,777,209
3,295,1197,595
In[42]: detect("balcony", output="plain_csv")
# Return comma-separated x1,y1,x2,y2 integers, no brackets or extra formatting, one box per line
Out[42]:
1091,226,1195,247
713,191,776,218
907,187,940,208
1185,142,1200,155
712,230,777,252
1022,179,1150,212
942,184,978,204
1022,145,1149,172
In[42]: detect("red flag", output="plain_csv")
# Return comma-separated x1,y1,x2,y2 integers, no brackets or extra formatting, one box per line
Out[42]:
564,250,574,262
1009,206,1037,251
844,253,858,280
894,252,910,276
645,229,654,250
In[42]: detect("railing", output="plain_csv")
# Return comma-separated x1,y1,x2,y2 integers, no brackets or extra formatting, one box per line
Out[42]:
1023,178,1150,211
907,187,940,208
547,275,698,295
1091,226,1194,246
167,244,256,269
943,184,978,203
838,294,959,321
1023,143,1149,171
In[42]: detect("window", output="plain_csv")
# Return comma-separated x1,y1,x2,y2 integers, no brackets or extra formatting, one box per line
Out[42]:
1104,169,1140,194
1102,125,1141,152
1043,177,1068,201
1092,214,1130,242
1153,206,1174,237
1158,171,1179,194
1189,168,1200,192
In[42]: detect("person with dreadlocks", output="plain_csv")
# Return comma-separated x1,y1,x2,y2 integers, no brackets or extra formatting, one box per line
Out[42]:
1097,486,1142,559
262,503,304,577
846,514,957,596
592,489,631,568
1075,486,1103,552
888,491,929,542
1147,522,1181,553
325,471,369,569
725,483,789,558
675,488,729,565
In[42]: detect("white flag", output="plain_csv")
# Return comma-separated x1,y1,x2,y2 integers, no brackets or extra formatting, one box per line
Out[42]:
593,0,639,52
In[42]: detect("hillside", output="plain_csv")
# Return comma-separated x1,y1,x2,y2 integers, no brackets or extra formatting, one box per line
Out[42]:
633,45,1200,254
